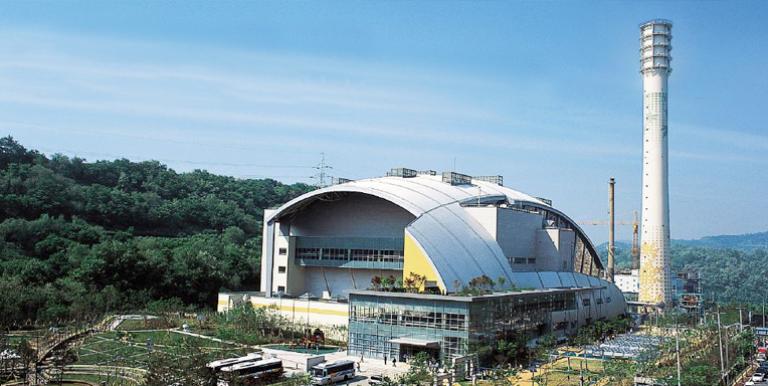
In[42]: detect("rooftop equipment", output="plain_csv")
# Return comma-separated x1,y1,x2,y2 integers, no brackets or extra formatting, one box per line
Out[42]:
442,171,472,186
387,168,418,178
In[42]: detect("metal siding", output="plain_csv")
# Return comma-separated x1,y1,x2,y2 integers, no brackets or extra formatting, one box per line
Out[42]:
557,272,578,288
509,272,544,289
573,273,591,288
539,271,563,288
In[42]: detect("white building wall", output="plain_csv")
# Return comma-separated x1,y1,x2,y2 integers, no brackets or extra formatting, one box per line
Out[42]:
495,208,542,265
260,209,278,294
534,228,576,271
464,207,498,240
615,270,640,293
271,223,292,294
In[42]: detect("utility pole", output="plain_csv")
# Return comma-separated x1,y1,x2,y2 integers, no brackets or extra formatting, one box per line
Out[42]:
607,177,615,283
675,313,681,386
740,307,744,332
717,309,726,383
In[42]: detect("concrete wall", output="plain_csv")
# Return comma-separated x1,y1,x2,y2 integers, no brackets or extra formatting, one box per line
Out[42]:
464,207,497,239
495,208,543,268
260,209,277,294
534,228,576,271
217,292,349,341
271,223,295,294
289,193,414,237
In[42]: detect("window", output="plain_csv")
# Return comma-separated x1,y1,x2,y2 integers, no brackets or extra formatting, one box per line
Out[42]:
527,258,536,264
596,298,603,305
296,248,320,259
278,266,286,273
278,248,287,255
277,286,285,292
513,257,526,264
582,298,591,307
606,297,612,303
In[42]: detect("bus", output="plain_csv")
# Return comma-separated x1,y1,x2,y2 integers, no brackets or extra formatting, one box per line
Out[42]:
310,360,356,385
206,353,262,372
218,358,283,385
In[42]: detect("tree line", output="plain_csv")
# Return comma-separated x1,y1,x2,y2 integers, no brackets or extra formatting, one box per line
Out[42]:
0,136,312,326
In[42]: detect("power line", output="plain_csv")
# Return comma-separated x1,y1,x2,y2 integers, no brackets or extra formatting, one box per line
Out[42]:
311,152,333,187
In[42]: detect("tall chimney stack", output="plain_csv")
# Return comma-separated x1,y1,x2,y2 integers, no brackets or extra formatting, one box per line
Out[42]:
638,19,673,307
607,177,615,283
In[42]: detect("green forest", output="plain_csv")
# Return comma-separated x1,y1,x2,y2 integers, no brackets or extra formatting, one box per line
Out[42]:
0,136,312,326
2,136,767,327
601,238,768,304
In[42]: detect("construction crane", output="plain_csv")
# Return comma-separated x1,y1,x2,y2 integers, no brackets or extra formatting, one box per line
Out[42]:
579,211,640,270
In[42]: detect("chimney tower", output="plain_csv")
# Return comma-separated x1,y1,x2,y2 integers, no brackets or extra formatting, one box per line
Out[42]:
638,19,673,307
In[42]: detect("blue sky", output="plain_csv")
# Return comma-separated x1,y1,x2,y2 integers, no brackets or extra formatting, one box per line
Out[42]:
2,1,767,243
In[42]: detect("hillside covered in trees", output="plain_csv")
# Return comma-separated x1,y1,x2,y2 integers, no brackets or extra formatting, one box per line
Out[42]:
0,136,312,326
600,238,768,304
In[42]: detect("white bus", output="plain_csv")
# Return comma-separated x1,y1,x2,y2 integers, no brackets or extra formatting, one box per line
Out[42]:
206,353,262,372
310,360,356,385
218,358,283,385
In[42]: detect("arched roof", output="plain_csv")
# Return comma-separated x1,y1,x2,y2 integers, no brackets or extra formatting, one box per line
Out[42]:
268,174,603,289
267,174,549,222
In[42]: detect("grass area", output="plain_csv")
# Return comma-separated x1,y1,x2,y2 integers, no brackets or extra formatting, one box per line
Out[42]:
549,357,605,373
115,319,166,331
74,330,250,370
60,373,131,386
4,330,47,346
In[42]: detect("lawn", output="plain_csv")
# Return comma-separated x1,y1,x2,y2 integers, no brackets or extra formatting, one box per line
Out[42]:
74,330,251,370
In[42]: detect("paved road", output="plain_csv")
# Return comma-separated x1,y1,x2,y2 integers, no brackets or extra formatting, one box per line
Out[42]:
285,356,411,386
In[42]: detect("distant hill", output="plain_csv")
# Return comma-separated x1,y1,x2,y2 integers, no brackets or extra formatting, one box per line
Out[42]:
597,231,768,270
675,231,768,250
597,232,768,304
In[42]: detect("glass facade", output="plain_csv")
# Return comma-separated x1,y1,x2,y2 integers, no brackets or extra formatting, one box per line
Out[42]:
294,236,404,270
348,290,576,361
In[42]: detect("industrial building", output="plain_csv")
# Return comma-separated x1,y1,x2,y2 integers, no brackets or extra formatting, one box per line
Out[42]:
217,169,628,360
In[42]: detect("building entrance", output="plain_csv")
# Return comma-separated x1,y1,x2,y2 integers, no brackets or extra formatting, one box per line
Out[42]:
399,344,439,362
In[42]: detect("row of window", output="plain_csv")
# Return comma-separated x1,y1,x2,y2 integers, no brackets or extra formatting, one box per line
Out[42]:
294,247,404,263
581,296,611,307
351,306,468,331
511,257,537,264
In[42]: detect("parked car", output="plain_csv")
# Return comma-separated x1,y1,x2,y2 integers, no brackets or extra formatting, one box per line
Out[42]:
368,375,386,385
751,372,765,382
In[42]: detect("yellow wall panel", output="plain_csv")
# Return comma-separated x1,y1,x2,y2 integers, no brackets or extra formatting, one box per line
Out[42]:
402,231,445,293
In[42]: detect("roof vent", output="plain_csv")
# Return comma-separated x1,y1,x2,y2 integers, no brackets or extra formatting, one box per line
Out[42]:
332,177,353,185
387,168,417,178
472,175,503,186
442,171,472,186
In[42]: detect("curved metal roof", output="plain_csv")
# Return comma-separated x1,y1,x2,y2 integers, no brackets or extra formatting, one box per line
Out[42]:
267,174,548,222
267,174,603,290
